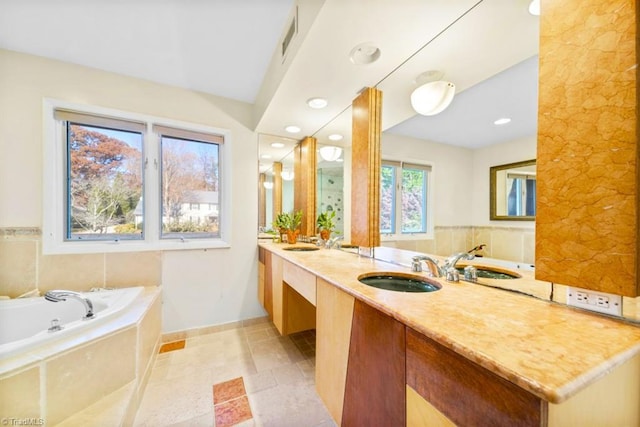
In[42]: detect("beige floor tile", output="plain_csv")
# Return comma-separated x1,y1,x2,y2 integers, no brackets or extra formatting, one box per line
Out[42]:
136,323,330,427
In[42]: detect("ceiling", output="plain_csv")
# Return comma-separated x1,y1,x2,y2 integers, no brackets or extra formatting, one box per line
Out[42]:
0,0,539,164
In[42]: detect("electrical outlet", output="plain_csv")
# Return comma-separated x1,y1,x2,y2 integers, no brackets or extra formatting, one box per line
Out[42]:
566,287,622,317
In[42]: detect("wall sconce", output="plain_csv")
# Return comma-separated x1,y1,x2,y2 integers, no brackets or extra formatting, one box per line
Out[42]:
410,70,456,116
281,171,294,181
319,146,343,162
263,181,273,189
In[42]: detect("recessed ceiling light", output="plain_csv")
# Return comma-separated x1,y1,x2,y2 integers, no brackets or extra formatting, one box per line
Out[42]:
285,125,301,133
307,97,328,109
328,134,343,141
494,117,512,125
260,154,272,159
271,142,285,148
349,42,381,65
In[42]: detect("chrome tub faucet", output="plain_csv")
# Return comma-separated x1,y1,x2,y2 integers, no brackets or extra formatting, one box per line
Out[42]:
44,290,95,319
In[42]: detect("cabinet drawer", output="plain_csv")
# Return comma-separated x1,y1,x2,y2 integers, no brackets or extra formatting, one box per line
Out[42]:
283,261,316,306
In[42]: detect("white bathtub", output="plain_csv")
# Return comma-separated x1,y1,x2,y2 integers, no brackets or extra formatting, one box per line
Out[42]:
0,287,143,359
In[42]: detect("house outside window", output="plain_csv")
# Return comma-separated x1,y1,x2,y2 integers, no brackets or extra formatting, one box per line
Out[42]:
380,160,432,238
43,100,230,254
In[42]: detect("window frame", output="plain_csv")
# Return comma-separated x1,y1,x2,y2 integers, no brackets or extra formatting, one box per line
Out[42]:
43,99,231,254
380,158,434,241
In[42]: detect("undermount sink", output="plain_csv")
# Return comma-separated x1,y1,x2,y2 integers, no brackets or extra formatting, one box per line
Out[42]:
358,272,441,293
456,266,520,280
282,246,319,252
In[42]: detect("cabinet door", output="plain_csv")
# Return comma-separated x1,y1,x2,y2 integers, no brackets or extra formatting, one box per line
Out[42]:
316,278,354,424
406,327,545,427
342,300,405,426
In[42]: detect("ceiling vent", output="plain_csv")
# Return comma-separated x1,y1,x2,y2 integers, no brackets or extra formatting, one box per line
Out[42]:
281,8,298,58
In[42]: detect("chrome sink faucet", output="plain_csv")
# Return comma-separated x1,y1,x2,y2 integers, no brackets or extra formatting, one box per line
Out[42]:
411,255,444,277
326,235,344,249
44,290,95,319
443,252,475,272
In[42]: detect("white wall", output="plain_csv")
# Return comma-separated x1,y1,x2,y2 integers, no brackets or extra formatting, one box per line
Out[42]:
381,131,537,229
381,132,474,226
0,49,265,333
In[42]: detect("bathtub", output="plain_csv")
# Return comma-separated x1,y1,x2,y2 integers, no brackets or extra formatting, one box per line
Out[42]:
0,287,143,359
0,286,161,425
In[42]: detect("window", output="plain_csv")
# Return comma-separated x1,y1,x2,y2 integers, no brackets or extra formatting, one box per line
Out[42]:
506,172,536,216
380,160,432,237
43,100,230,254
155,125,221,239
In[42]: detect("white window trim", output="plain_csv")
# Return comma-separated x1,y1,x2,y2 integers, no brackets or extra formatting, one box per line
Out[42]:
380,157,434,242
42,98,232,254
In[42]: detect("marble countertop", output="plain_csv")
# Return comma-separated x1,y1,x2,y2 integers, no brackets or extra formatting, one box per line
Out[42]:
259,241,640,404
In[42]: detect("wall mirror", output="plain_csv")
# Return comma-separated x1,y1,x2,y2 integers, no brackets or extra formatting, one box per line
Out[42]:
258,133,298,232
490,159,536,221
317,143,346,236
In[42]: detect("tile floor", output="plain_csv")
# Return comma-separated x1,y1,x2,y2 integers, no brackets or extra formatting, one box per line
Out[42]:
134,320,336,427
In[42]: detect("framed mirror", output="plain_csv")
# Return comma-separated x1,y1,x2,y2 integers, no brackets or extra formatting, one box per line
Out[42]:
490,159,536,221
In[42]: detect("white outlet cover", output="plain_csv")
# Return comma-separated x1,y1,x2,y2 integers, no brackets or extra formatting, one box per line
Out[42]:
566,287,622,317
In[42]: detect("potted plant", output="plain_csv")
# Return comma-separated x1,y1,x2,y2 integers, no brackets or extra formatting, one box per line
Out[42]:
274,210,303,244
273,212,289,242
316,210,336,241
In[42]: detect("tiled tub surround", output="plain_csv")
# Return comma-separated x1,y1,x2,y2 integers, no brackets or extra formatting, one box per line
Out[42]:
0,228,162,299
259,241,640,414
0,286,161,426
382,225,535,265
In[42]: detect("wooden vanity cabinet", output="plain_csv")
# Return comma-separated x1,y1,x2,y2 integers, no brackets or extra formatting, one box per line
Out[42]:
406,328,545,427
258,250,315,336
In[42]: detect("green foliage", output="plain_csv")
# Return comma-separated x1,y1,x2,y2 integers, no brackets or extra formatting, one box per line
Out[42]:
114,223,140,233
316,210,336,231
273,210,303,231
164,221,213,233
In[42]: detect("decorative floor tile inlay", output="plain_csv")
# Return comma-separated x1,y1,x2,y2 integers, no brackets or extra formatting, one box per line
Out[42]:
158,340,185,353
213,376,253,426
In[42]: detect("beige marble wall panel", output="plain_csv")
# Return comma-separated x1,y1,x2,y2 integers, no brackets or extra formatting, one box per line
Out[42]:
39,252,104,292
536,0,638,297
46,327,136,424
433,228,452,256
138,296,162,385
0,239,37,297
472,227,493,258
450,228,472,254
491,229,524,262
415,238,436,255
0,366,40,419
106,251,162,287
523,231,535,265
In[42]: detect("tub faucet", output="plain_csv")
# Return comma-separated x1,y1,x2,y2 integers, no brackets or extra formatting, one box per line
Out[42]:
44,290,94,319
411,255,444,278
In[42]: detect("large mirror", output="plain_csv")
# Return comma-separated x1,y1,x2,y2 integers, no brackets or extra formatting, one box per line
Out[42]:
490,159,536,221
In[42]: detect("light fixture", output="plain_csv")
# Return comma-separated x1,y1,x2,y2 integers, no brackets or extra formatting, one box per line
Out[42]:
328,134,343,141
319,146,343,162
263,181,273,189
307,97,328,109
410,70,456,116
260,154,272,159
281,171,294,181
285,125,301,133
349,42,381,65
336,158,344,163
494,117,512,125
528,0,540,16
271,142,285,148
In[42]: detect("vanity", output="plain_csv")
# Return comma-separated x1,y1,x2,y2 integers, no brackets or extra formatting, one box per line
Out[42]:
258,241,640,426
